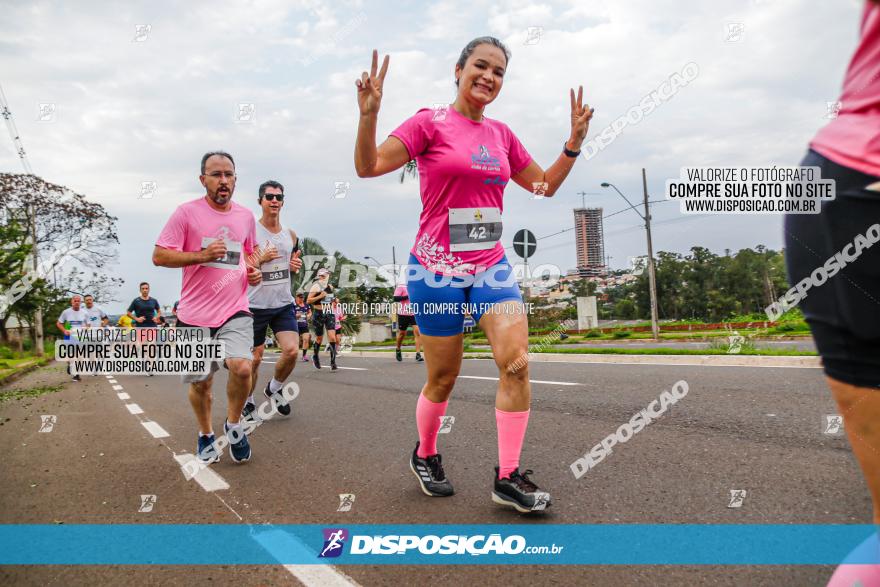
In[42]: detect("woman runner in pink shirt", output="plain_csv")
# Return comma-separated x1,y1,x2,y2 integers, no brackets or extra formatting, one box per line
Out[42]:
791,2,880,585
354,37,593,512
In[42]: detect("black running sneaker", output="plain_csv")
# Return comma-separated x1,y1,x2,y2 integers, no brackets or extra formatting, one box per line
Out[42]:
409,442,454,497
415,352,424,362
263,382,291,416
492,467,552,513
312,353,321,369
396,348,402,362
331,363,338,371
241,400,257,419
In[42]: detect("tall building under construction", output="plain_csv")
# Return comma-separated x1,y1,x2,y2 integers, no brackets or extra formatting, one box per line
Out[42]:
574,207,605,277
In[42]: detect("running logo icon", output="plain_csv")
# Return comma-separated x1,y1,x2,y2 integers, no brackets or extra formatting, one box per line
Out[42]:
825,101,842,120
235,103,256,123
133,24,151,42
140,181,158,199
138,494,156,513
438,415,455,434
728,332,745,354
39,415,57,433
319,528,348,558
333,181,350,199
524,26,543,45
725,23,744,43
824,414,844,435
727,489,747,508
37,103,56,122
533,492,551,511
337,493,355,512
431,103,449,121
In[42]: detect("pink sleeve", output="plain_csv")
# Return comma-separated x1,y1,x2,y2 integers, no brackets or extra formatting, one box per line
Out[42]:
243,215,256,256
156,207,187,251
389,109,432,160
507,127,533,176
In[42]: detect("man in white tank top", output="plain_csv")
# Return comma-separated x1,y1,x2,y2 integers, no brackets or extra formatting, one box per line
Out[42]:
244,180,303,419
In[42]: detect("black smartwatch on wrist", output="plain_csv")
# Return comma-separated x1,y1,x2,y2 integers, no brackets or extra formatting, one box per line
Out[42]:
563,141,581,158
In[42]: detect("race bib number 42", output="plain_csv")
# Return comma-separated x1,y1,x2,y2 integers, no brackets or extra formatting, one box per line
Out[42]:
448,207,502,252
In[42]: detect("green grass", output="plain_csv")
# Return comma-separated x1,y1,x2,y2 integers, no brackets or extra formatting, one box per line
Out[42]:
0,383,63,403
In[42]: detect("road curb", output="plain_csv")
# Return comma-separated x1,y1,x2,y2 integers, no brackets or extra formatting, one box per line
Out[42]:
345,350,822,368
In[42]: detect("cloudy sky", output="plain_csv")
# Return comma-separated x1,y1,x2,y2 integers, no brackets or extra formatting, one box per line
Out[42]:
0,0,865,313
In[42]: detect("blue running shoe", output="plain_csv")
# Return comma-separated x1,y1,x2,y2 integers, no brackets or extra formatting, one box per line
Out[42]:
224,420,251,463
196,433,220,464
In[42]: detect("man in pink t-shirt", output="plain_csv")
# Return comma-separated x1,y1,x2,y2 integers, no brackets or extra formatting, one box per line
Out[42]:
153,151,263,465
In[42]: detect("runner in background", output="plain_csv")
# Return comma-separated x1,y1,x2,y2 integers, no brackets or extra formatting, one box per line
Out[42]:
56,295,88,382
294,293,312,362
393,282,423,362
82,295,109,328
332,297,345,356
307,268,339,371
127,282,161,376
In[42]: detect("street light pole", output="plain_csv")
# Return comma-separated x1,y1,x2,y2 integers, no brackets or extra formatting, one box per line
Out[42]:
642,168,660,340
601,174,660,341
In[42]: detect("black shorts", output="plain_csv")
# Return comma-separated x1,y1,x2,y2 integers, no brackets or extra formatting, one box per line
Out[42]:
251,304,299,347
311,309,336,336
398,314,416,331
297,322,309,335
784,149,880,388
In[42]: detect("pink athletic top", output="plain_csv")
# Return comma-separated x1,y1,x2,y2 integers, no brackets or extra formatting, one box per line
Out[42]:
390,106,533,275
156,197,257,328
811,1,880,177
393,284,413,316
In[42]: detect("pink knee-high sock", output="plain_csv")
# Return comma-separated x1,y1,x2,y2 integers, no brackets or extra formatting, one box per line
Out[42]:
496,408,530,479
416,393,448,458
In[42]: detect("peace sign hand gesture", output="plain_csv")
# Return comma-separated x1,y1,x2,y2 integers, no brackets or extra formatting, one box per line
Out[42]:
568,86,594,151
356,49,390,116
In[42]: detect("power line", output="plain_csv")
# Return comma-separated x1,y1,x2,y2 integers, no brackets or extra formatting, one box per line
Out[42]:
0,83,33,174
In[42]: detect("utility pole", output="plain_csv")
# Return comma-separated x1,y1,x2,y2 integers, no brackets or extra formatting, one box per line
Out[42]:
601,173,660,341
1,84,44,356
642,168,660,340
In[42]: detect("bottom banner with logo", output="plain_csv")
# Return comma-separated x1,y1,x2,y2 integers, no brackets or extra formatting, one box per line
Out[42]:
1,525,879,565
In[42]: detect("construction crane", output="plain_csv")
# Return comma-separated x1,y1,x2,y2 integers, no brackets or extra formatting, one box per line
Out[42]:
1,83,45,356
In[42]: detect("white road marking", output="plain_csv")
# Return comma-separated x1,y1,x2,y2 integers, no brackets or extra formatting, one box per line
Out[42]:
125,403,144,415
174,454,230,492
141,421,170,438
117,392,130,400
112,384,124,391
250,528,361,586
334,366,368,371
459,375,580,386
104,375,112,379
282,565,361,586
108,379,117,384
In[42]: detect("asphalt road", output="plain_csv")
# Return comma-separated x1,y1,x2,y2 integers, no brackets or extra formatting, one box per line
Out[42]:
0,351,865,586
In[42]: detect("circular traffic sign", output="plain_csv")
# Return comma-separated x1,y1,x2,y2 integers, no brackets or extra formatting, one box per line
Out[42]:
513,229,537,260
